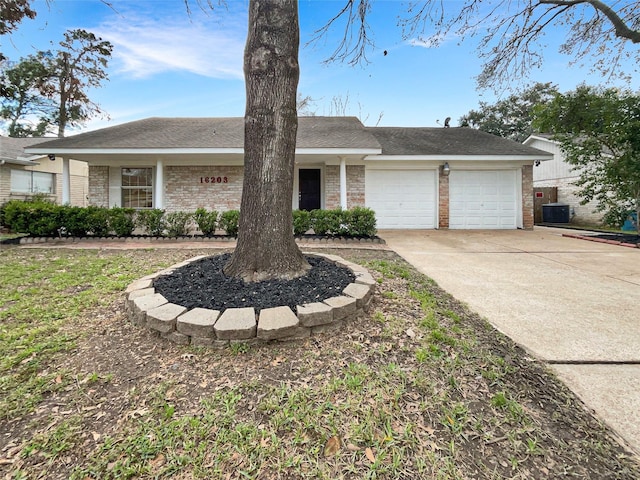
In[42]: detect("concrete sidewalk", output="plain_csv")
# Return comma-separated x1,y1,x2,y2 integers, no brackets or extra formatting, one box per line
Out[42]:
381,227,640,455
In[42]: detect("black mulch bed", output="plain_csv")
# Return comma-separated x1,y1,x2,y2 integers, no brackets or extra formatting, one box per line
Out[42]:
590,233,640,245
153,253,355,314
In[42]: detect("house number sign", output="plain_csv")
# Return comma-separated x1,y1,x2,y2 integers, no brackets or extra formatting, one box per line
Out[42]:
200,176,229,184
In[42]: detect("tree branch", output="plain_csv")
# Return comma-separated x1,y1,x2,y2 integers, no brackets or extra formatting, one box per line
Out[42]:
540,0,640,42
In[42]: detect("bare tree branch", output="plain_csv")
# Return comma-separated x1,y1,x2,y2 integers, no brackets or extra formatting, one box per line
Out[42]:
307,0,375,65
401,1,640,90
540,0,640,43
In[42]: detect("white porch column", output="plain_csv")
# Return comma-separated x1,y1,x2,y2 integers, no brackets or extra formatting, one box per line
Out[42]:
62,156,70,204
339,156,348,210
155,159,164,209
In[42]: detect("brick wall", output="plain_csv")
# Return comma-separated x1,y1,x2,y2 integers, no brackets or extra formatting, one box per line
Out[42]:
324,166,339,209
438,168,449,228
325,165,365,209
522,165,534,230
89,166,109,207
164,166,244,212
346,165,365,207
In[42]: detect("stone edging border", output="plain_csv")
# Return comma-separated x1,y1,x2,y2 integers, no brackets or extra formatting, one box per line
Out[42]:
17,236,385,245
562,233,640,248
124,253,376,347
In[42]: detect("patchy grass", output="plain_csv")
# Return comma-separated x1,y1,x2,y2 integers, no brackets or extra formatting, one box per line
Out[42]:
0,249,195,421
0,247,638,479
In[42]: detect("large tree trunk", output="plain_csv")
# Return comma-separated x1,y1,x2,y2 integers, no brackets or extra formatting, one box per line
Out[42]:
223,0,310,282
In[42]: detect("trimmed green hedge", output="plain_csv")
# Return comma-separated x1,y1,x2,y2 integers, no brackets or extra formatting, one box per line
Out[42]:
307,207,377,237
0,201,377,238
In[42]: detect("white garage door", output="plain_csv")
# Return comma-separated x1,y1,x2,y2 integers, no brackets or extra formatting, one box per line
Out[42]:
365,169,437,229
449,170,518,229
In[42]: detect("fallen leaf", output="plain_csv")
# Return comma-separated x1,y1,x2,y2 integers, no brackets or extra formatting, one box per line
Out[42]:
260,437,270,448
346,443,361,452
91,431,101,442
55,375,63,384
149,453,166,469
271,356,286,366
127,408,150,418
365,447,376,463
323,436,341,457
405,328,416,338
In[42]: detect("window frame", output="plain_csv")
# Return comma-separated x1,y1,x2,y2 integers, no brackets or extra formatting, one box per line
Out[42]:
120,167,154,209
10,169,55,195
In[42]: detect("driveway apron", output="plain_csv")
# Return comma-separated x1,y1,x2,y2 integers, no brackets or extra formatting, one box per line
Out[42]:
381,227,640,455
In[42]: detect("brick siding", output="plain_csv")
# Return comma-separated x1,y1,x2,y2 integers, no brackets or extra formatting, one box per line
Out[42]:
522,165,534,230
164,166,243,212
89,166,109,207
324,166,339,209
438,168,449,228
346,165,365,208
324,165,365,210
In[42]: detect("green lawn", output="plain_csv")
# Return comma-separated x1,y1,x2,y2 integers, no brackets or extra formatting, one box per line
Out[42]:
0,247,638,479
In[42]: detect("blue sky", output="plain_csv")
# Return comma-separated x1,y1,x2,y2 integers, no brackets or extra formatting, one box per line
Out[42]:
2,0,639,134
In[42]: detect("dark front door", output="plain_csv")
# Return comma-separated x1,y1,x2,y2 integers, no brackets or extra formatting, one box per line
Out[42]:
298,169,321,211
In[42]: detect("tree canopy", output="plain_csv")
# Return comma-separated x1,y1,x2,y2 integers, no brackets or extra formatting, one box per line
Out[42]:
0,29,112,137
0,53,55,137
533,85,640,232
459,82,558,142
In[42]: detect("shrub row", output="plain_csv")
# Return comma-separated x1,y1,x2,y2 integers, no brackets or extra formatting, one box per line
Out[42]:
1,200,377,238
293,207,377,237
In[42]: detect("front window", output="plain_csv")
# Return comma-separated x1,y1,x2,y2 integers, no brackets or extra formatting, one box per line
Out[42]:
121,168,153,209
11,169,55,194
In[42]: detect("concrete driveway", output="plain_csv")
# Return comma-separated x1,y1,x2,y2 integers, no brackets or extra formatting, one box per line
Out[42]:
380,227,640,455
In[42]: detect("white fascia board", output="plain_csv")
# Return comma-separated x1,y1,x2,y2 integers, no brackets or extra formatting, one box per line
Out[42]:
24,147,246,155
24,147,382,156
523,134,558,146
296,148,381,155
365,154,553,162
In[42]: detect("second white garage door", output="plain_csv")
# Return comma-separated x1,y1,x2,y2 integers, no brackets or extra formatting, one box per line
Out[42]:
365,169,437,229
449,170,519,229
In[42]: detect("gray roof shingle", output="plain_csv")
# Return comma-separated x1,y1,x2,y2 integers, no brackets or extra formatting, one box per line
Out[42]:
366,127,549,156
24,118,551,158
26,117,381,151
1,136,49,161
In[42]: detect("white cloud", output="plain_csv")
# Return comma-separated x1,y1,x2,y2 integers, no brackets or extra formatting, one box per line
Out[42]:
408,32,459,49
96,15,246,80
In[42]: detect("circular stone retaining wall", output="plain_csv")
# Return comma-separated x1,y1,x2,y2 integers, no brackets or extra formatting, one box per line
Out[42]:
125,253,376,347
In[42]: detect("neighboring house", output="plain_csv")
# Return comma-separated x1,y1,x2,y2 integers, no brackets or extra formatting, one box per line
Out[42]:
25,117,552,230
524,134,602,224
0,136,88,206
